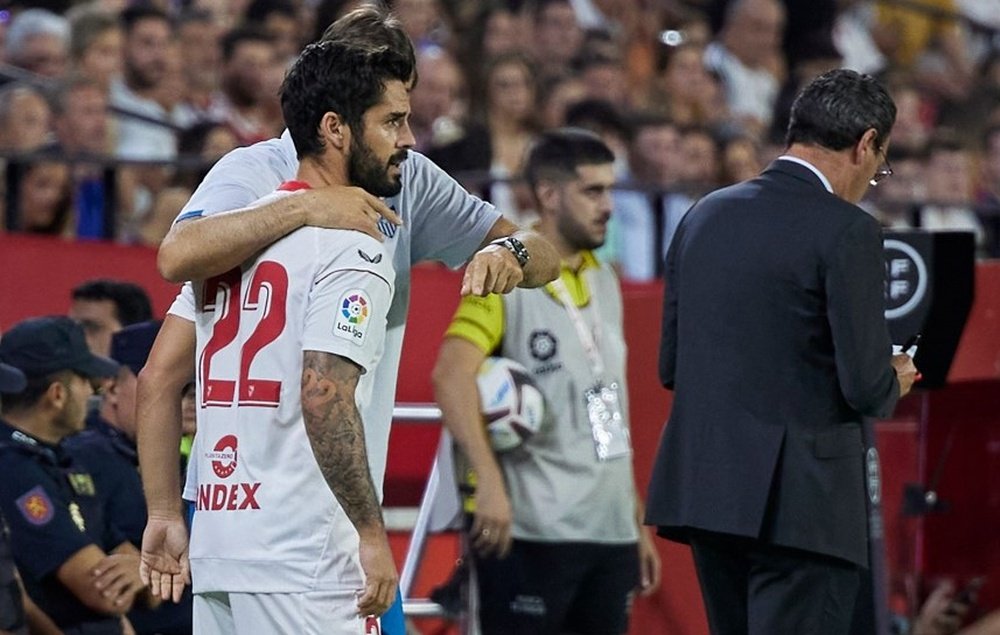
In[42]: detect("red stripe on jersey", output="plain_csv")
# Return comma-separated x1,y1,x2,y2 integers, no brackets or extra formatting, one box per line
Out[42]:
277,180,312,191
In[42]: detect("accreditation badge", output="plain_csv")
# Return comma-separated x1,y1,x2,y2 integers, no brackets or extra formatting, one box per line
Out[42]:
584,381,631,460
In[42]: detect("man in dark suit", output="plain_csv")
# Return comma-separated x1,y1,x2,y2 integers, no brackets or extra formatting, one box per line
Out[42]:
645,69,919,635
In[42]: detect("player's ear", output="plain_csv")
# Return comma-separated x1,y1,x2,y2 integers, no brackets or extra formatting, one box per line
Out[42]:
319,111,348,151
535,180,560,213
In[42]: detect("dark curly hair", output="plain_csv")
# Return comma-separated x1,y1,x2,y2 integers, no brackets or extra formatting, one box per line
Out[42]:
280,39,414,159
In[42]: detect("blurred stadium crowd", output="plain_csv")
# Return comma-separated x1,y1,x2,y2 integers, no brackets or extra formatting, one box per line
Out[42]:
0,0,998,276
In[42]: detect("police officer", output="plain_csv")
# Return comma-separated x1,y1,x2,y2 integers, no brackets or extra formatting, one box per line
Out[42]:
65,320,193,635
0,357,34,635
0,316,150,635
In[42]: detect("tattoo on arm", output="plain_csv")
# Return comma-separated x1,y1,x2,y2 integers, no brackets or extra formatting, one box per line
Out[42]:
301,351,384,532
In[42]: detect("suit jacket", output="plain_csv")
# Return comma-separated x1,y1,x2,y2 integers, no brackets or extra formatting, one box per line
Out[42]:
645,159,900,568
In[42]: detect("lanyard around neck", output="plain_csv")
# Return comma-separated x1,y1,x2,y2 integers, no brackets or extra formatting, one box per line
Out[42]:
549,276,605,377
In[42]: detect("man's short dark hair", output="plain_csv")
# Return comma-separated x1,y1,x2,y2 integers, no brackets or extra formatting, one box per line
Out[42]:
71,279,153,326
786,69,896,151
525,127,615,189
221,25,274,62
120,5,169,36
627,111,676,143
319,5,416,86
1,371,72,412
280,39,413,159
565,99,627,141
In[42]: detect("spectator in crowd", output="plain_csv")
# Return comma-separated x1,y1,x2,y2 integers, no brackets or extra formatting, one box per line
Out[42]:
154,42,186,117
0,83,52,153
576,38,631,111
719,133,762,185
918,133,988,254
875,0,974,101
49,73,131,240
64,320,194,635
888,78,935,154
939,51,1000,147
677,125,720,195
139,121,239,247
532,0,584,77
409,46,465,153
457,3,524,84
431,51,540,222
244,0,301,62
4,8,69,78
433,128,660,635
705,0,786,137
6,160,74,236
67,7,122,94
537,71,587,130
211,26,278,146
660,125,719,258
869,145,928,229
172,9,221,129
0,316,151,635
68,279,153,357
833,0,889,76
655,40,727,129
628,113,681,191
610,113,681,281
111,5,176,161
390,0,444,49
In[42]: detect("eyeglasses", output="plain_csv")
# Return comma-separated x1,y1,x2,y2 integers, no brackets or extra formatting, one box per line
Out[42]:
870,147,893,186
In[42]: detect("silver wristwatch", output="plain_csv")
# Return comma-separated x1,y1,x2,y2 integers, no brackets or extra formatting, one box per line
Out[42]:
489,236,530,268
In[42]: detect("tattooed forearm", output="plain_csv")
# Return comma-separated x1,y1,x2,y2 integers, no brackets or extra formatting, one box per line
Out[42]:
301,350,384,532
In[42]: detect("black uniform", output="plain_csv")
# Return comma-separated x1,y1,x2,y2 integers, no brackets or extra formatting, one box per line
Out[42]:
66,413,193,635
0,420,125,635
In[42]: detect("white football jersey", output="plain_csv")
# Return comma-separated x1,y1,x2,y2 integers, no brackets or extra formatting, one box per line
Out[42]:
171,134,500,505
187,187,395,594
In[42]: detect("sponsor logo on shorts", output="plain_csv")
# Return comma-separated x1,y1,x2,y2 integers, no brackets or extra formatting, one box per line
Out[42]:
364,616,381,634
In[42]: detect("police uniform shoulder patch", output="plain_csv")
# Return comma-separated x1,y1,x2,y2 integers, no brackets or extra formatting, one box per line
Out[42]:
335,289,373,345
16,486,54,526
68,473,96,497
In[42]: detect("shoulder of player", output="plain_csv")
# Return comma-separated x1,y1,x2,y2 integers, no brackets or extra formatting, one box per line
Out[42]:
309,229,394,278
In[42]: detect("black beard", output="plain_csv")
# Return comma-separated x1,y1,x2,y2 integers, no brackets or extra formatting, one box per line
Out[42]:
348,134,407,197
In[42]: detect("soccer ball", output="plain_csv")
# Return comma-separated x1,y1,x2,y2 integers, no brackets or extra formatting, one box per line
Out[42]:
477,357,546,452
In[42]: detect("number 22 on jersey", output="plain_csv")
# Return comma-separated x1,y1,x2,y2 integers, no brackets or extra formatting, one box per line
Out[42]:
200,262,289,409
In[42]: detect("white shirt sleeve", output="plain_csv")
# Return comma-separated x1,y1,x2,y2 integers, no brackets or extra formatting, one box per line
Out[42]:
301,231,394,373
167,283,196,322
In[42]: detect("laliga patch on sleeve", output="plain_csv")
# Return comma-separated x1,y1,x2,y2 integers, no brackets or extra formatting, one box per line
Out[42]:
334,289,373,345
16,485,55,526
